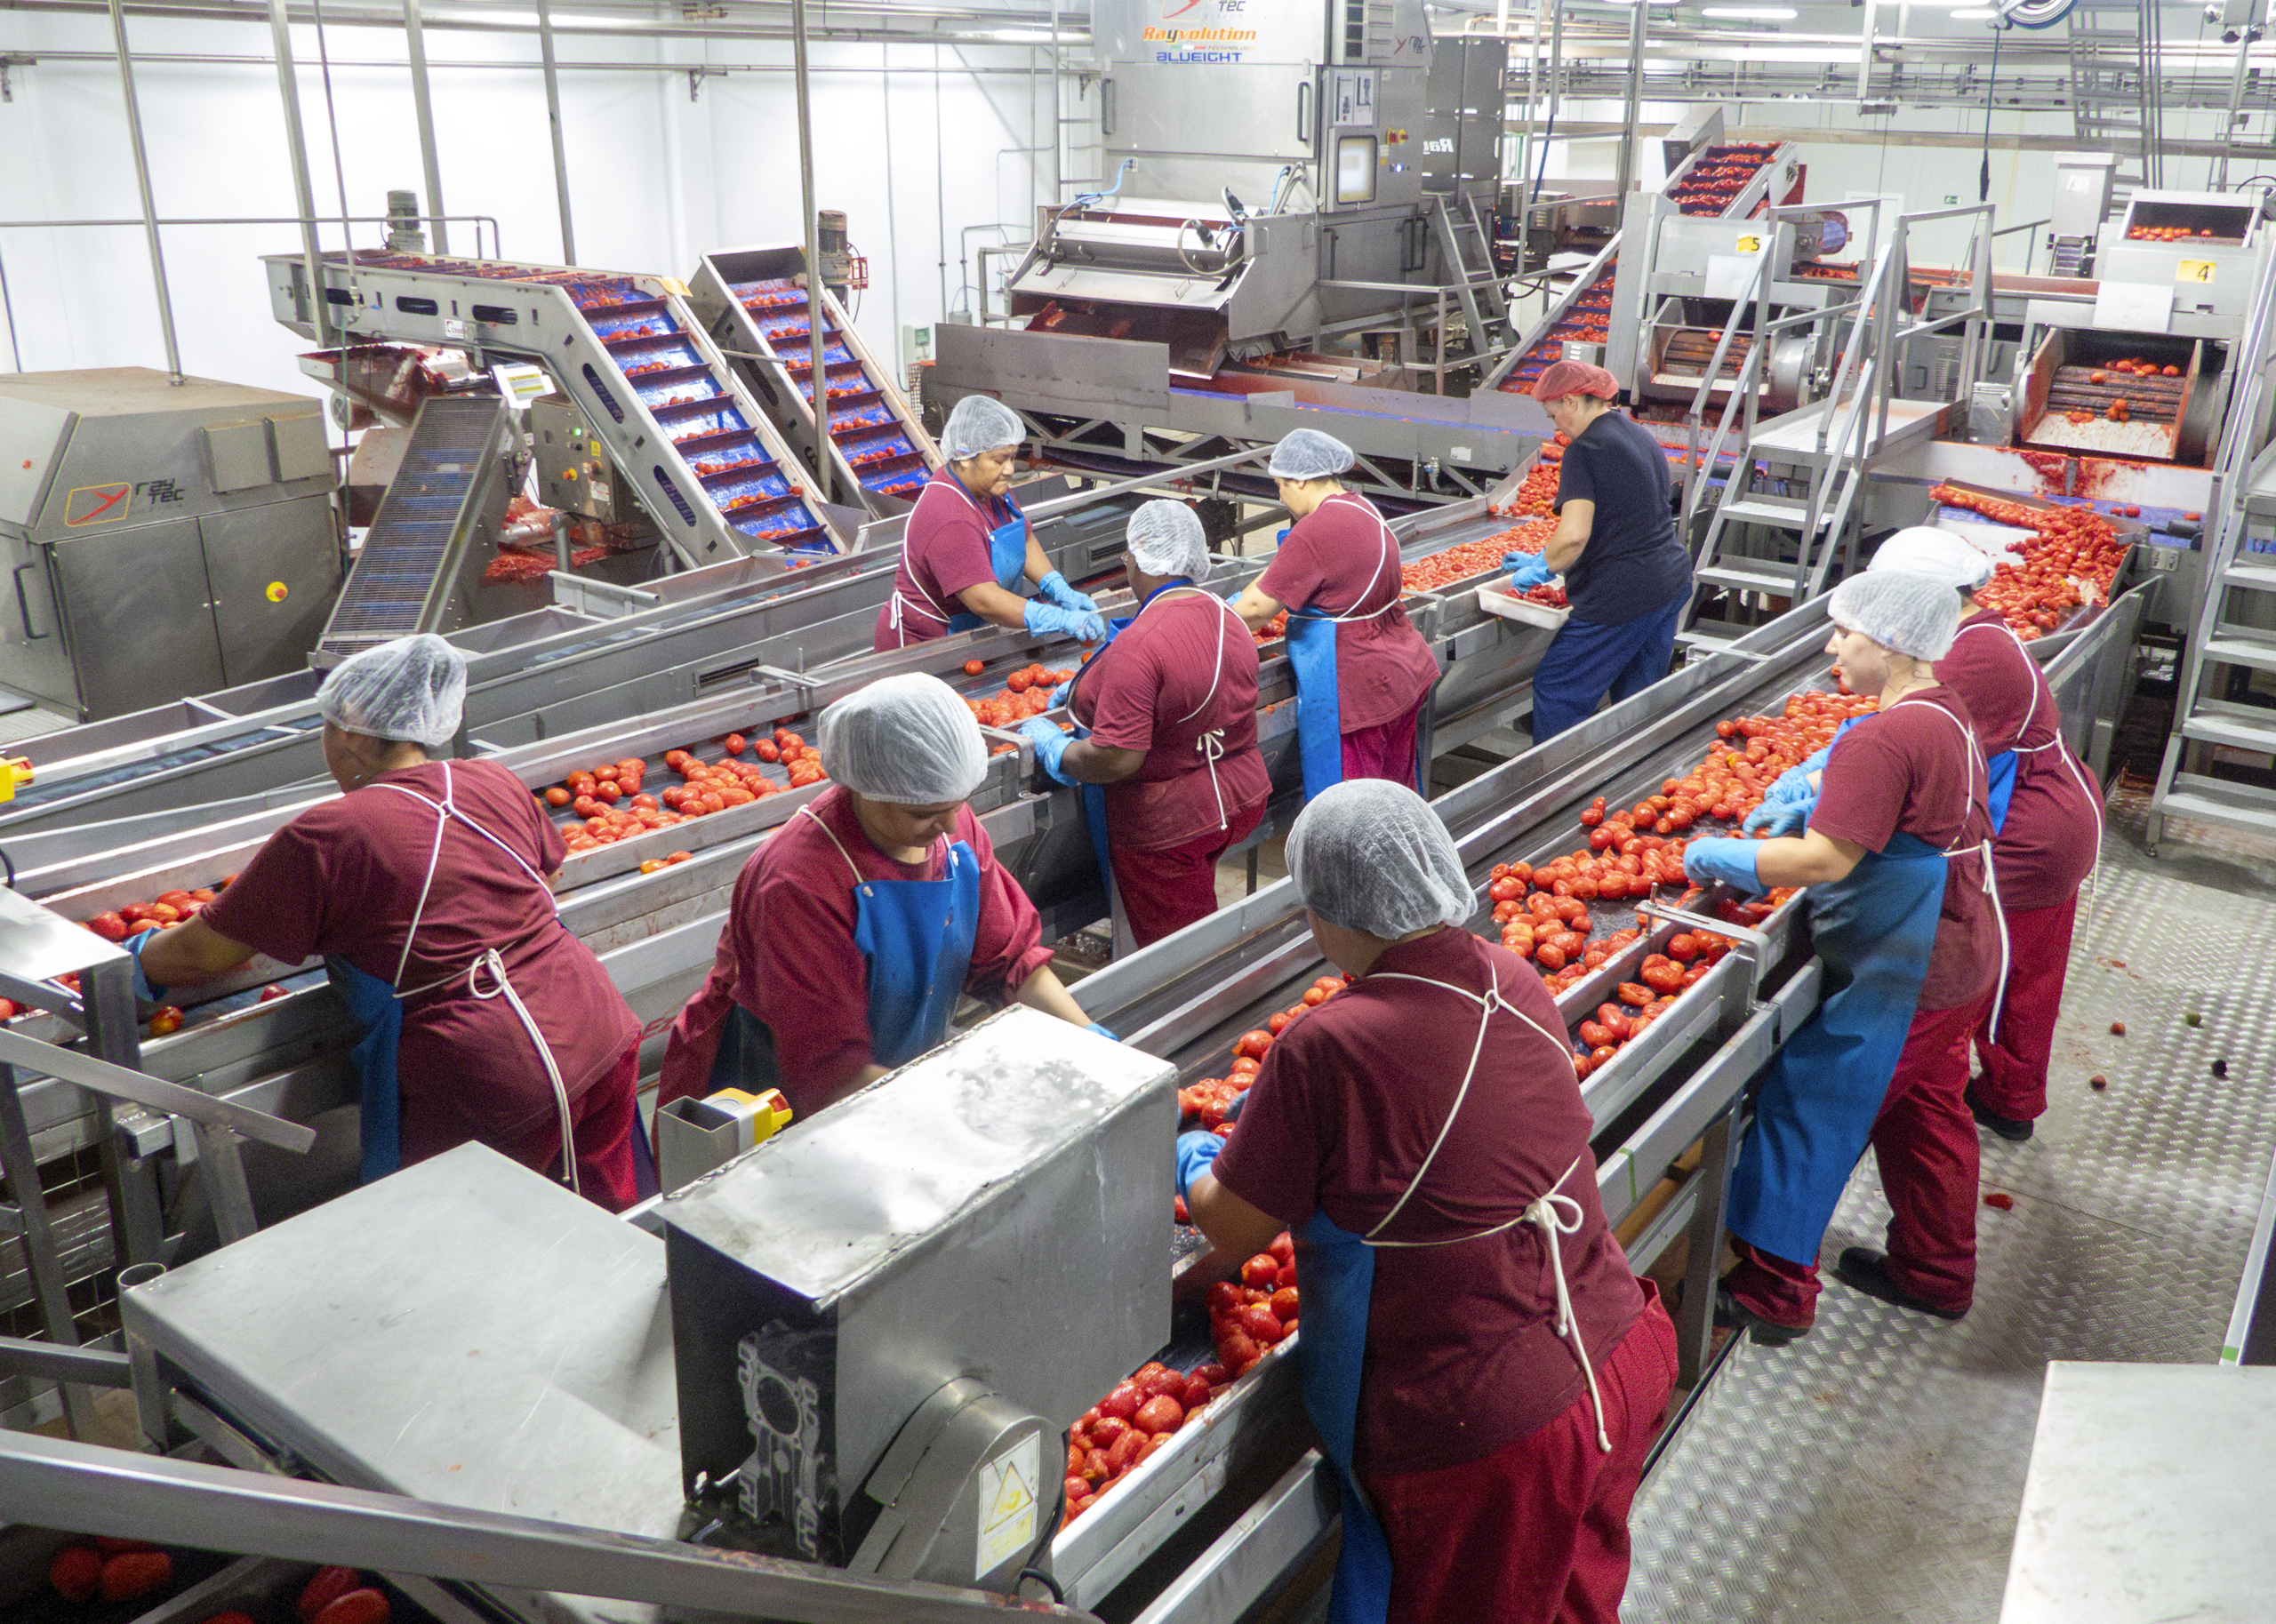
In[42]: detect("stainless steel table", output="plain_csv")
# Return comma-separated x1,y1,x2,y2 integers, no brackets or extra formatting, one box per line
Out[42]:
2000,1361,2276,1622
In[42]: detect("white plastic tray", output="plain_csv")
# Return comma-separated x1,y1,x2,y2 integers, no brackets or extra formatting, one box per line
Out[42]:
1477,576,1573,630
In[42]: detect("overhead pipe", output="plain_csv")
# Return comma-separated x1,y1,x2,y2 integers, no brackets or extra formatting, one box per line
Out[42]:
103,0,184,383
403,0,448,254
536,0,575,262
265,0,334,345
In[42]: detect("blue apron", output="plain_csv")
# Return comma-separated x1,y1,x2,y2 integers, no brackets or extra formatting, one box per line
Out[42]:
1294,965,1607,1624
328,767,599,1196
1724,831,1946,1263
1985,750,2018,835
944,490,1030,634
715,807,983,1084
1280,495,1414,803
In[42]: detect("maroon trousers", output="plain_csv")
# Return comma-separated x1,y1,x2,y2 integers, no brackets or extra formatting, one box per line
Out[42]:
1725,991,1994,1327
490,1044,644,1212
1364,1284,1678,1624
1970,894,2077,1124
1340,695,1426,791
1110,799,1267,949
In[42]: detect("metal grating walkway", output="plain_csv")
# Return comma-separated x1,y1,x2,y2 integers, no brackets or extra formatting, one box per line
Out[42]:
1629,782,2276,1623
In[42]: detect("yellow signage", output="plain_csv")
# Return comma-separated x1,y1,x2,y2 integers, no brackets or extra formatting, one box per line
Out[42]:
1735,235,1764,255
2176,260,2218,284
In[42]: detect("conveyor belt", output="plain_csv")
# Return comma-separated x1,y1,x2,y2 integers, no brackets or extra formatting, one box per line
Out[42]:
319,395,510,657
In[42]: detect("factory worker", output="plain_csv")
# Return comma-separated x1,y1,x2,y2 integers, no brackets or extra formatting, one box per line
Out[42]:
1018,500,1271,949
875,395,1106,650
131,636,647,1210
1180,781,1676,1624
659,674,1099,1123
1512,361,1695,742
1684,572,2001,1340
1230,429,1439,799
1863,527,2103,1145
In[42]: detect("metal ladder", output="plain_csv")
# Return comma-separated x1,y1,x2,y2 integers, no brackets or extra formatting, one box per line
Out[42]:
2068,0,2164,198
2145,243,2276,851
1431,193,1508,353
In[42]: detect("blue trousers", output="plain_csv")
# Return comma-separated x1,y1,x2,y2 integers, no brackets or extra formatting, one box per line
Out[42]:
1529,589,1687,742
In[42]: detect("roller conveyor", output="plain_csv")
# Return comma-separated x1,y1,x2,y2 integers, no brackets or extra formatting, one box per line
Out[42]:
262,250,847,564
1489,141,1797,404
690,247,937,514
318,395,514,659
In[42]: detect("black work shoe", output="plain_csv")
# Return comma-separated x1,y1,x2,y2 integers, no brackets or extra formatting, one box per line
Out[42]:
1714,1286,1810,1347
1965,1085,2034,1143
1834,1247,1967,1321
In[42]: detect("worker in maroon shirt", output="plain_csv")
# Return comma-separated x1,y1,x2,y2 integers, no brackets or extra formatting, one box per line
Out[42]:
1230,430,1440,799
1019,501,1271,949
1686,572,2003,1340
1868,529,2102,1142
659,673,1100,1122
130,636,647,1210
1180,780,1676,1624
875,396,1104,650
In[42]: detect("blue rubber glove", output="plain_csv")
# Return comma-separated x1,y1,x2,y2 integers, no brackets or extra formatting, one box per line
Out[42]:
1741,798,1810,838
1683,836,1767,897
1222,1087,1247,1124
1019,716,1078,786
1038,571,1099,616
1175,1130,1222,1197
124,926,167,1003
1086,1021,1119,1042
1503,552,1554,588
1024,598,1107,644
1046,679,1073,709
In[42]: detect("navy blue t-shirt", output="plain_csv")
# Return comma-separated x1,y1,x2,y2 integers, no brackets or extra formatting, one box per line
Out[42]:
1553,411,1694,626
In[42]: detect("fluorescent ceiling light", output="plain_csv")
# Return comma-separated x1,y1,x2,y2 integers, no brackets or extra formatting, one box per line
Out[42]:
1701,5,1798,14
1947,6,1996,14
948,27,1085,40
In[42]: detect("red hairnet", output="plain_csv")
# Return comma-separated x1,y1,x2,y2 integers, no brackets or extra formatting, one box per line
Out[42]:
1531,360,1620,402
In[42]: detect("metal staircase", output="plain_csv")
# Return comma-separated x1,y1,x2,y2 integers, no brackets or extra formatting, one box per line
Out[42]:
1679,204,1994,654
2068,0,2165,199
2146,245,2276,851
1431,194,1510,348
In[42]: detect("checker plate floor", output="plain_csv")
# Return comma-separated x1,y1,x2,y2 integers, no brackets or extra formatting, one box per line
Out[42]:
1627,782,2276,1623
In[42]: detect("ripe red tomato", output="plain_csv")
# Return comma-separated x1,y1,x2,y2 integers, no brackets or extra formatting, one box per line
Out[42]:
1270,1286,1300,1321
87,911,128,941
1236,1304,1284,1344
297,1569,363,1622
963,659,986,676
49,1548,102,1602
1097,1381,1142,1421
1234,1029,1273,1060
147,1005,185,1037
312,1590,391,1624
1240,1252,1280,1287
1133,1395,1185,1435
98,1552,172,1603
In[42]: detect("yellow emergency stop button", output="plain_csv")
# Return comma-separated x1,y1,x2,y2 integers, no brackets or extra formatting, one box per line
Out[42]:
266,581,290,603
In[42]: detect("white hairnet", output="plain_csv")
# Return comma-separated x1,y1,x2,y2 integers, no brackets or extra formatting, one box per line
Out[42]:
317,634,467,751
1286,780,1473,940
818,673,989,804
1127,500,1212,583
1869,527,1995,593
1267,428,1357,482
942,396,1023,461
1828,571,1962,662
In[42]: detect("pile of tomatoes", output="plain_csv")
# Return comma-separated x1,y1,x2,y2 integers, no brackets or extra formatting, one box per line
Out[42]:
1254,610,1288,646
2089,359,2181,380
1667,143,1781,217
1400,518,1557,594
2126,224,2218,242
1503,274,1617,395
958,662,1077,730
1208,1236,1299,1380
1493,461,1562,519
537,730,833,856
1926,483,2128,639
80,879,231,944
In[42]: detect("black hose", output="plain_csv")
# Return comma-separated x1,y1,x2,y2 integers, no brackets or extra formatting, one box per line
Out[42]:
1016,1566,1065,1604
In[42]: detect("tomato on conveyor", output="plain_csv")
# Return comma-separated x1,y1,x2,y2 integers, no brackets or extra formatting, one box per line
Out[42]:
1926,484,2128,640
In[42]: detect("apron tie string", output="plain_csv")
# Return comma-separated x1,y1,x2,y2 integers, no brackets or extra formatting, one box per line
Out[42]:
1526,1159,1610,1452
1197,727,1230,830
466,948,582,1198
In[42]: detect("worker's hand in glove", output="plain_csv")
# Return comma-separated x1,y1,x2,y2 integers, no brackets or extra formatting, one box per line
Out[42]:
1683,836,1767,897
1503,552,1554,589
1038,571,1099,616
1019,716,1079,786
1761,746,1831,807
124,927,168,1004
1024,598,1107,644
1086,1021,1119,1042
1046,679,1073,709
1175,1130,1223,1197
1742,798,1810,838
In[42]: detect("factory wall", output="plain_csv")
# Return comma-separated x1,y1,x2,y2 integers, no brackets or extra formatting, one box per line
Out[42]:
0,10,1070,410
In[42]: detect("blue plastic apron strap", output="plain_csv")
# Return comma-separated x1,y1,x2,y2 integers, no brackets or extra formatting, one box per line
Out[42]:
1286,609,1344,802
328,955,406,1185
1299,1206,1397,1624
944,493,1030,633
1724,830,1947,1265
1985,749,2018,836
851,842,984,1068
